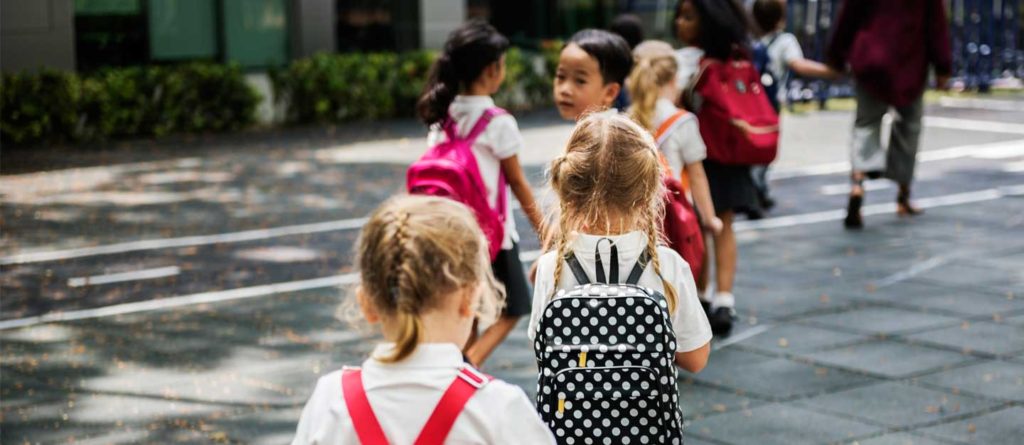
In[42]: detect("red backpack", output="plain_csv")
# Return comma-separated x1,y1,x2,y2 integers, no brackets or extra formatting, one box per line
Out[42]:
407,108,508,261
655,111,705,281
688,58,779,165
342,365,491,444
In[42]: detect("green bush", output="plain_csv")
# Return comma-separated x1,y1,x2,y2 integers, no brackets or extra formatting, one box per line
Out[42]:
1,62,260,145
273,47,555,125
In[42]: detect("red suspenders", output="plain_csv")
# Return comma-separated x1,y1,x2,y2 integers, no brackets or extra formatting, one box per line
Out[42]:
341,366,491,445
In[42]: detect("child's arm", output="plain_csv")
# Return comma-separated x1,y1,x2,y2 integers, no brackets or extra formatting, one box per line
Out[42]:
684,162,723,234
501,156,543,234
788,58,841,80
675,343,710,373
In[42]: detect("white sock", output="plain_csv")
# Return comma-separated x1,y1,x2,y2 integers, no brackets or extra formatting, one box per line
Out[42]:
710,292,735,311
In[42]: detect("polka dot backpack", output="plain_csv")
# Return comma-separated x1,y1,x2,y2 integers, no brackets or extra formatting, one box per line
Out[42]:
533,239,683,445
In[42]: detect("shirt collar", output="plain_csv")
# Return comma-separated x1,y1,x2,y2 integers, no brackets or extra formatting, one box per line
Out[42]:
366,343,465,369
655,98,677,117
453,95,495,107
570,231,647,260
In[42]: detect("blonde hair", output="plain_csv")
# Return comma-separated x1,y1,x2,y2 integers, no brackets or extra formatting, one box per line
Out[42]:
625,40,679,132
547,112,678,311
355,195,503,363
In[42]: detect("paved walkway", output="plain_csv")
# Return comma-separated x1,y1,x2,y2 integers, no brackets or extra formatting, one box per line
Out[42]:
1,96,1022,444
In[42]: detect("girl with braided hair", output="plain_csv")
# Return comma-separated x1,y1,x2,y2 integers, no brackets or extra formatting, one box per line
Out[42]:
527,112,711,374
293,196,554,444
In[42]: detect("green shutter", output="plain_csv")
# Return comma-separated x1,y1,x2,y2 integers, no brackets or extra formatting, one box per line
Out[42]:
75,0,141,16
222,0,289,68
148,0,217,60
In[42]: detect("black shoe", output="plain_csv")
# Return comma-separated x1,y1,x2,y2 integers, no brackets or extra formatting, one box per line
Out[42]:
700,299,711,315
708,307,735,336
747,208,765,220
844,194,864,229
760,194,776,211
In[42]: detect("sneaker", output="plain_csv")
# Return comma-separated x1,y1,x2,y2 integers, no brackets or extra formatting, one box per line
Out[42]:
708,307,736,336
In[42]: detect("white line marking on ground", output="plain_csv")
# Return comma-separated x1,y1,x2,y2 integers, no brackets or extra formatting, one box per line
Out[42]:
820,181,892,196
713,324,773,351
1005,161,1024,173
0,274,360,331
4,185,1021,331
938,96,1024,112
873,257,949,289
67,266,181,288
0,217,368,265
923,116,1024,135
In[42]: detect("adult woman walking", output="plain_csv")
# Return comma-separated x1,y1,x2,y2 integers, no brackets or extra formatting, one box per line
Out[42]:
826,0,952,229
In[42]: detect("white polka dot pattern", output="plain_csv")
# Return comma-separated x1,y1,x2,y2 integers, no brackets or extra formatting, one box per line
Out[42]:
533,284,683,444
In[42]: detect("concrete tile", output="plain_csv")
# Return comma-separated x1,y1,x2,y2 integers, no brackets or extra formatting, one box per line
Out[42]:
915,406,1024,444
800,381,1000,428
799,340,975,378
691,355,875,400
736,324,869,354
852,432,956,445
687,403,880,445
914,262,1024,295
799,307,962,335
905,321,1024,357
678,382,763,419
919,360,1024,402
877,285,1024,318
727,287,864,318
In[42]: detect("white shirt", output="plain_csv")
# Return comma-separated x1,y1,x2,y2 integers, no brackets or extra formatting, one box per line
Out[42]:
761,32,803,104
528,231,713,354
674,46,705,91
653,98,707,175
427,95,525,249
292,343,555,445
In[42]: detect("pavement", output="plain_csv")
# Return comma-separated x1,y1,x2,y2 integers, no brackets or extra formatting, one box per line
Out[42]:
1,95,1023,444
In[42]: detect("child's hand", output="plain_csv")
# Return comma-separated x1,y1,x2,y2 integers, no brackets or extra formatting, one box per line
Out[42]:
706,216,724,235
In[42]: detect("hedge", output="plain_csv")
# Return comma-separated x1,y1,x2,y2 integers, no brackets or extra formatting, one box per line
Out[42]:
271,46,560,125
1,63,260,145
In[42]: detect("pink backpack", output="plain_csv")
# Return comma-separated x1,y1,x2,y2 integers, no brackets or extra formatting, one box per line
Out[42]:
407,107,508,261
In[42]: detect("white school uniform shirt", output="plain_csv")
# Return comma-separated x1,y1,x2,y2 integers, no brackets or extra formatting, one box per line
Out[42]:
292,343,555,445
653,97,707,176
674,46,705,91
427,95,525,250
527,231,713,354
761,31,804,105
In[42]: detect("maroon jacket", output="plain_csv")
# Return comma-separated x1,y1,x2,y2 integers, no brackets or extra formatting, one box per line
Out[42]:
827,0,952,107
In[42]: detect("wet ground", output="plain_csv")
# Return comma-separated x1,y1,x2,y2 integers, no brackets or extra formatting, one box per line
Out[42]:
2,97,1023,444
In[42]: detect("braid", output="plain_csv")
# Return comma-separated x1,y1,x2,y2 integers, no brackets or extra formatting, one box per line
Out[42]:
643,210,678,313
382,210,422,363
388,211,412,305
549,202,573,301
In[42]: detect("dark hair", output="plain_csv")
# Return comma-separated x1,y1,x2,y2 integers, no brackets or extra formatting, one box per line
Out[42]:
566,29,634,86
752,0,785,36
675,0,753,60
417,19,509,126
609,14,645,49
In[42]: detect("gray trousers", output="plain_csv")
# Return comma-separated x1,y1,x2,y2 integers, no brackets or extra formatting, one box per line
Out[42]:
850,87,924,185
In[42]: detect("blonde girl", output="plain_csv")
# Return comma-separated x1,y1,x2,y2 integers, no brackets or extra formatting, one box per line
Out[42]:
626,39,724,236
527,113,712,373
293,196,553,445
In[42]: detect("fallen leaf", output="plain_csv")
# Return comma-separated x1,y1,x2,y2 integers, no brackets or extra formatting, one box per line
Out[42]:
778,338,789,348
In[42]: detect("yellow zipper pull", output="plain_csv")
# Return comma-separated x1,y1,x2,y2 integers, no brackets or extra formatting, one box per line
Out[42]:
557,398,565,414
578,351,587,368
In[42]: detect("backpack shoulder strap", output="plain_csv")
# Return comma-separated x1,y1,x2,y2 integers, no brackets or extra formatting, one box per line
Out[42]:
341,368,390,445
465,107,509,142
654,110,691,147
564,253,592,286
414,366,492,445
625,251,650,286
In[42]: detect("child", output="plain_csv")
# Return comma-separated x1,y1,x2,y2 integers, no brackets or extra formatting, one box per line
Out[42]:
750,0,839,210
292,196,555,444
528,113,711,442
673,0,760,335
552,29,633,121
626,39,724,238
608,13,645,110
417,20,543,365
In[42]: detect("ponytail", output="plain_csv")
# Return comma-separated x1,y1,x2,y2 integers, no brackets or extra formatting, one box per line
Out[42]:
416,53,460,126
626,57,660,131
380,309,423,363
415,19,510,126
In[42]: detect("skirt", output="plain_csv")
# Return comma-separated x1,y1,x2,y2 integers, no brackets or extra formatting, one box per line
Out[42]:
491,242,532,317
704,159,763,216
